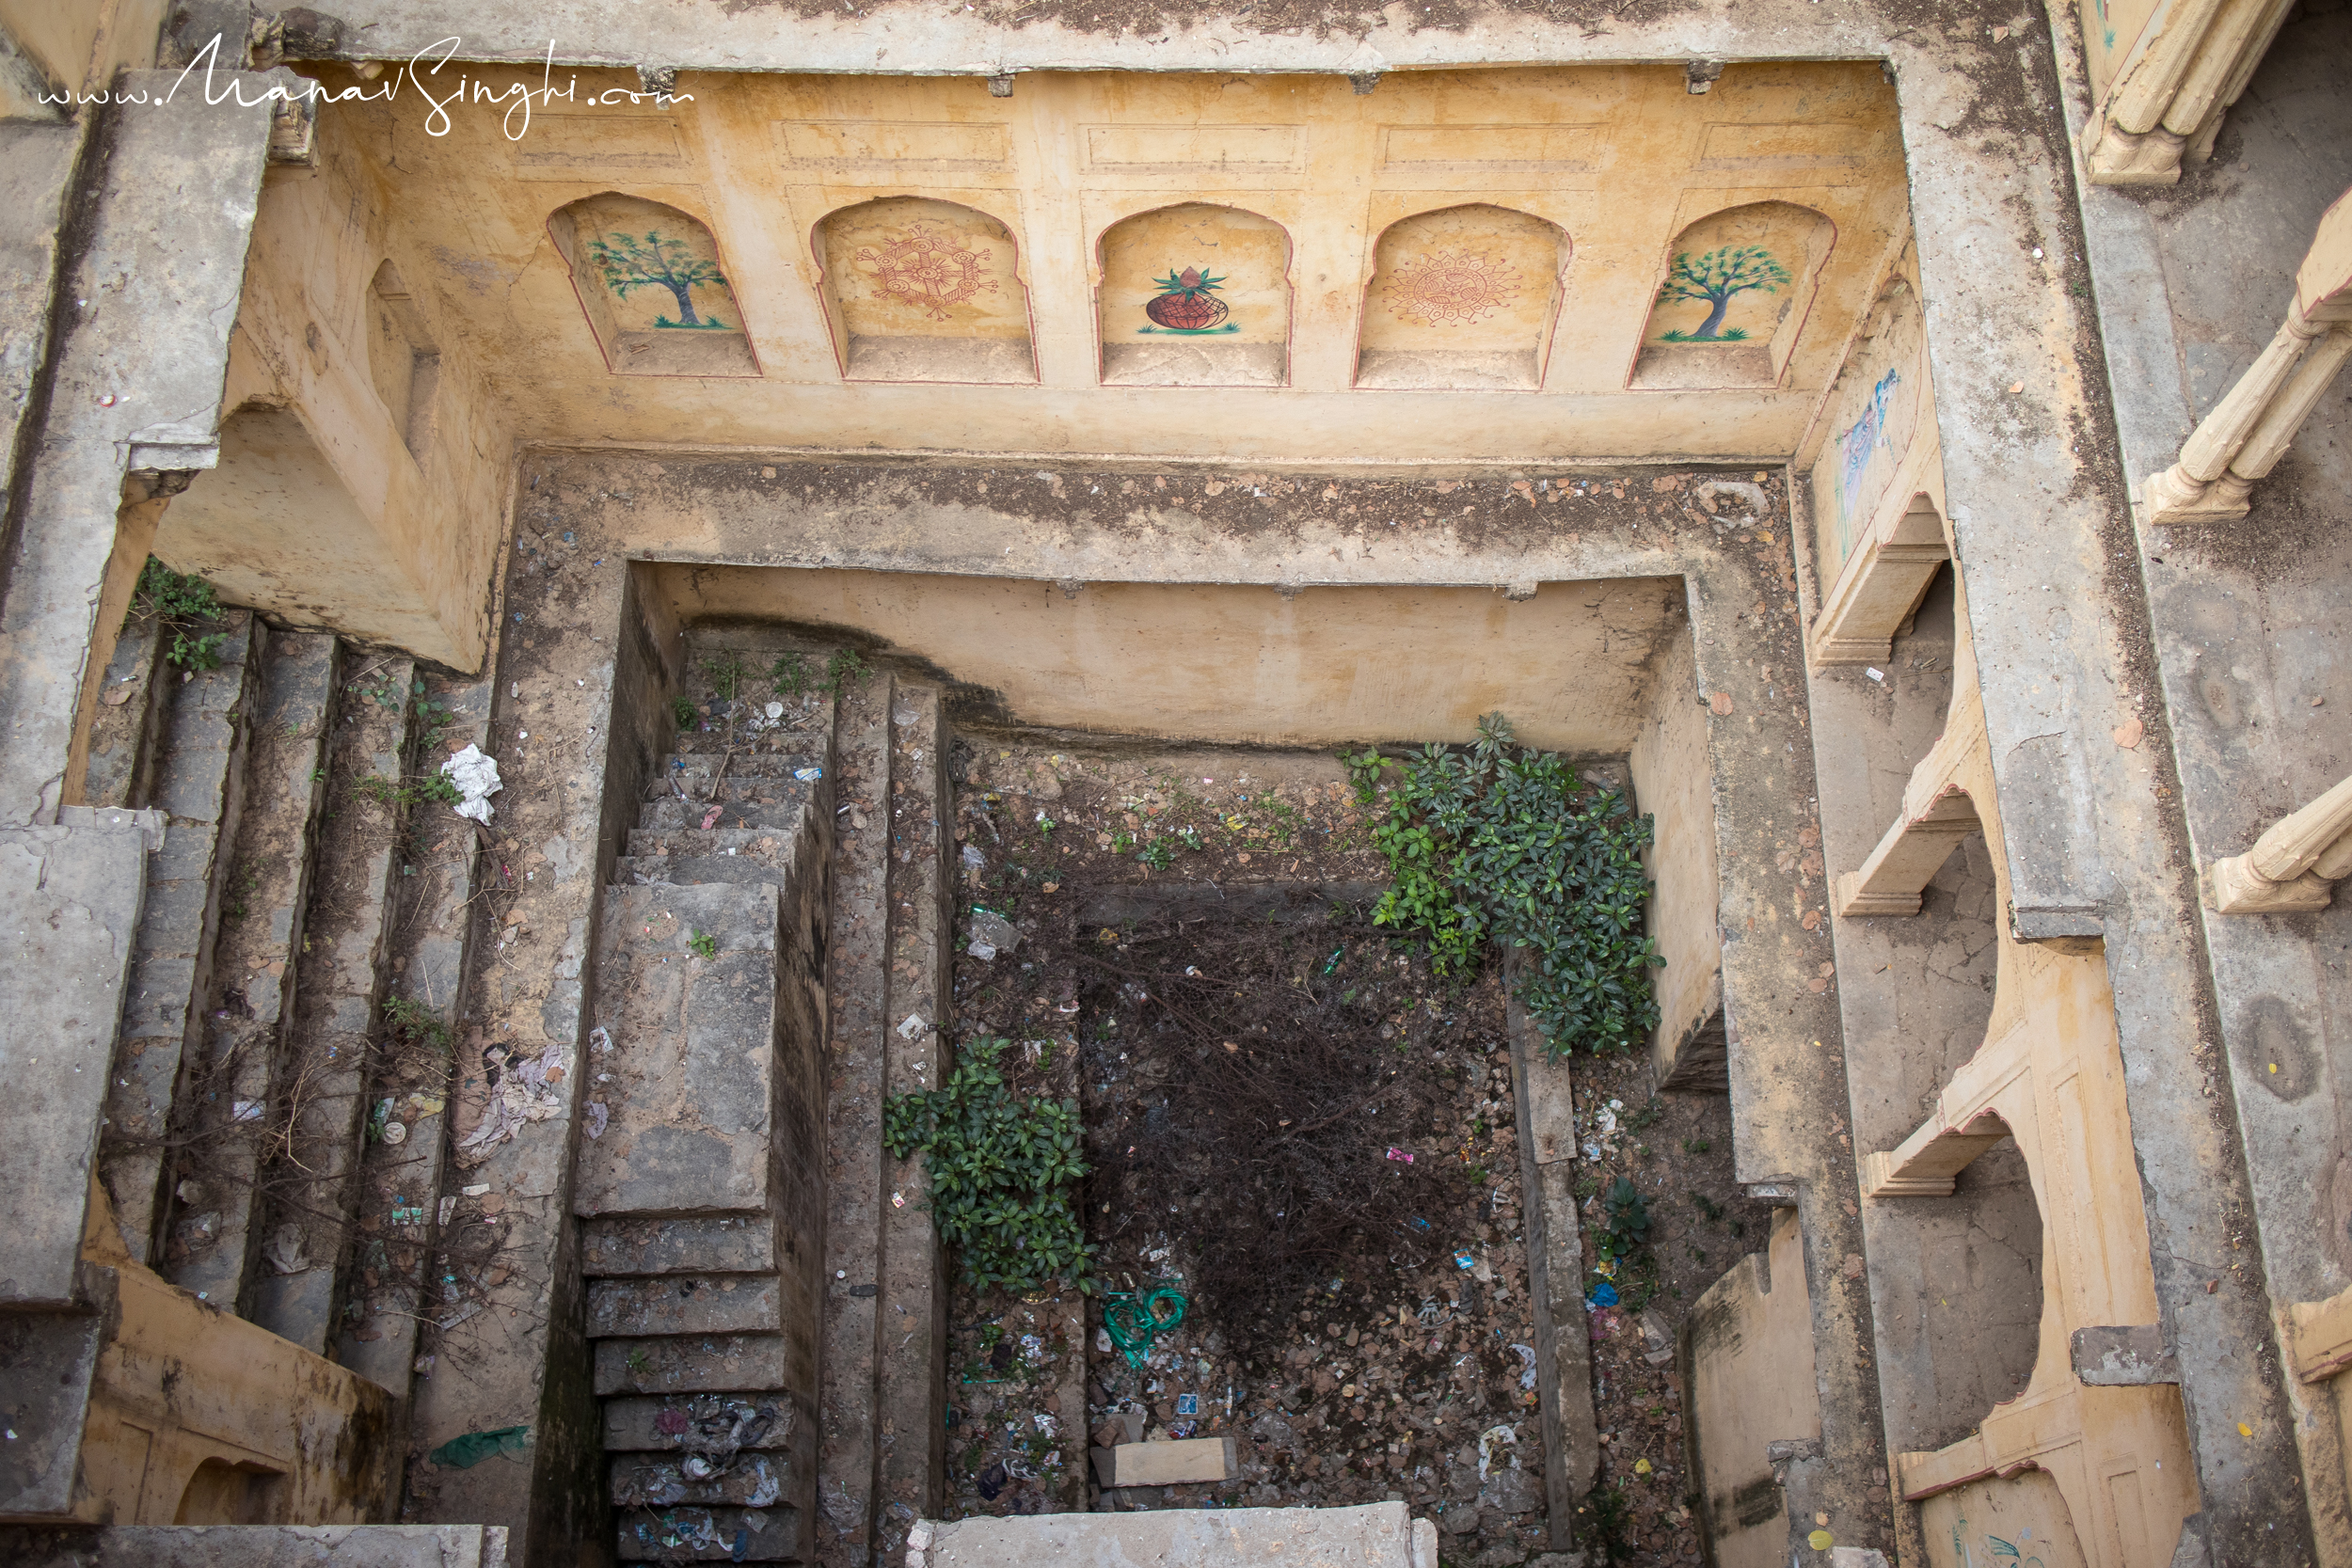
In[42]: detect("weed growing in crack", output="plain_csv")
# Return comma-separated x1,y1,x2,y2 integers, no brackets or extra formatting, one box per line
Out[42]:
770,651,810,697
357,772,462,810
702,652,749,701
825,646,867,690
688,929,718,960
672,695,700,729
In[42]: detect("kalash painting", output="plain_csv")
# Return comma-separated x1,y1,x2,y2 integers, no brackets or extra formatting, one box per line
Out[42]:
1098,203,1291,387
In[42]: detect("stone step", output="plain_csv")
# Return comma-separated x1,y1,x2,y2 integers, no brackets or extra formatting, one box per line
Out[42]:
814,668,896,1568
587,1275,784,1339
596,1335,795,1398
338,668,495,1421
912,1503,1437,1567
618,1503,801,1563
646,752,827,797
245,653,420,1349
164,629,342,1311
875,681,952,1559
612,1449,796,1509
645,775,825,811
83,606,167,810
586,1214,783,1277
640,794,817,835
577,882,785,1221
101,610,262,1267
604,1390,808,1454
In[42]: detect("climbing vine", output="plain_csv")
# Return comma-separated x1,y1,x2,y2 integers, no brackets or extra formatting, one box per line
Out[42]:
882,1037,1094,1294
1347,711,1664,1057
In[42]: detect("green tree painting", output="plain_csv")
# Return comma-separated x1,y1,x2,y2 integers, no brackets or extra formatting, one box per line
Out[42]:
1656,244,1791,341
586,229,729,329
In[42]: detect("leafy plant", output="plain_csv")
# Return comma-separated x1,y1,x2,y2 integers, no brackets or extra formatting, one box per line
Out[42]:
882,1037,1093,1294
702,653,748,702
1341,746,1387,806
1138,839,1173,871
1356,711,1663,1057
1601,1176,1652,1260
136,559,230,670
1581,1483,1634,1563
688,929,718,960
770,651,810,697
672,695,700,729
383,995,454,1057
825,646,868,691
357,772,462,810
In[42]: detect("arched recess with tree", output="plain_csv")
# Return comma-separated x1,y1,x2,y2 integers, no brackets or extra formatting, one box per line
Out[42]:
548,192,759,377
815,197,1037,384
1631,201,1834,389
1095,202,1293,388
1354,204,1571,390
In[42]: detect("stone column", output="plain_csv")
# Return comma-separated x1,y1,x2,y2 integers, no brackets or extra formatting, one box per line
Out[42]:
2204,774,2352,914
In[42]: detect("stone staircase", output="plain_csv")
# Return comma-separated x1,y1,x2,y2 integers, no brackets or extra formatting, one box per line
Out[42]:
92,604,491,1427
588,679,836,1564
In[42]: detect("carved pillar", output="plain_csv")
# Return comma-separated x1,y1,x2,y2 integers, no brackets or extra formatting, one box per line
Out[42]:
2205,774,2352,914
2141,186,2352,524
2082,0,2295,186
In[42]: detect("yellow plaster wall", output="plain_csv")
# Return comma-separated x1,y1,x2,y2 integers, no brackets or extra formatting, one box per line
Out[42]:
278,60,1907,462
157,128,519,672
652,566,1683,754
1098,202,1291,387
1686,1209,1820,1568
1628,610,1724,1075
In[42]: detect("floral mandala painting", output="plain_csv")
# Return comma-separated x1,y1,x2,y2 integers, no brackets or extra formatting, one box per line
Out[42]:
1382,248,1521,326
855,221,1000,321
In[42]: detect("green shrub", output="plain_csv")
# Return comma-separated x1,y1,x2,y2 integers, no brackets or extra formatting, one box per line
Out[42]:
1601,1176,1652,1259
137,560,229,670
1357,711,1663,1056
883,1037,1093,1293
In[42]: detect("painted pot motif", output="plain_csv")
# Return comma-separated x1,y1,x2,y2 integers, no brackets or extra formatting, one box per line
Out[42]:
1146,266,1230,331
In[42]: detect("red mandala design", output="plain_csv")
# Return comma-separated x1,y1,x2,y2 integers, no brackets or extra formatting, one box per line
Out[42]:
1383,248,1520,326
855,222,1000,321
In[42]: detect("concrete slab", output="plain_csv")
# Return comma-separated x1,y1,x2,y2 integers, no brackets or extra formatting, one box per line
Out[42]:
585,1215,782,1277
595,1335,794,1399
0,809,161,1307
23,1524,510,1567
1089,1435,1236,1487
603,1391,805,1453
576,882,783,1219
916,1501,1427,1568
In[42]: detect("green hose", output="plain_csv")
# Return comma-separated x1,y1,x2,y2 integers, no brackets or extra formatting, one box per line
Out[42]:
1103,1288,1187,1369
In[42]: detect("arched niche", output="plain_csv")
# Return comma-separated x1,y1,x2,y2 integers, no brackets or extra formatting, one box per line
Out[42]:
1633,201,1835,390
1096,202,1292,388
548,192,758,378
1355,204,1571,391
815,197,1036,384
364,260,440,463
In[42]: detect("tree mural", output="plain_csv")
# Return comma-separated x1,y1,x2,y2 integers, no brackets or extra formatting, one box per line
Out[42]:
1656,245,1791,341
586,229,730,329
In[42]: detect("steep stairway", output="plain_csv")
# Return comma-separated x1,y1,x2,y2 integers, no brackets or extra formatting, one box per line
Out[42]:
588,673,835,1564
95,605,492,1457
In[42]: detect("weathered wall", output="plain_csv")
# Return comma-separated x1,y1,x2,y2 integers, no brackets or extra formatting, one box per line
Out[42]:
1802,239,1934,586
1684,1207,1819,1568
278,62,1906,464
652,564,1682,753
156,110,517,672
1626,600,1724,1085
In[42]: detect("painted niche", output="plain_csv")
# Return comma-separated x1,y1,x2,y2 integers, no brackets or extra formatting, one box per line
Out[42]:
548,193,758,378
1633,202,1834,390
1096,203,1291,388
1355,205,1570,391
1809,255,1932,578
816,197,1036,385
364,260,440,463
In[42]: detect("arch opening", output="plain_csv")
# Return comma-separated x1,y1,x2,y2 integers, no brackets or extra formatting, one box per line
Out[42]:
1355,204,1571,390
1634,201,1834,389
1096,202,1292,388
548,193,758,378
816,197,1037,384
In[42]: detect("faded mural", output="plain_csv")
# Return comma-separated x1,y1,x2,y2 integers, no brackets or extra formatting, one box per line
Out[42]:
1634,201,1834,389
818,196,1037,383
1807,249,1931,576
550,192,758,377
1918,1471,2088,1568
1355,204,1570,390
1098,203,1291,387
